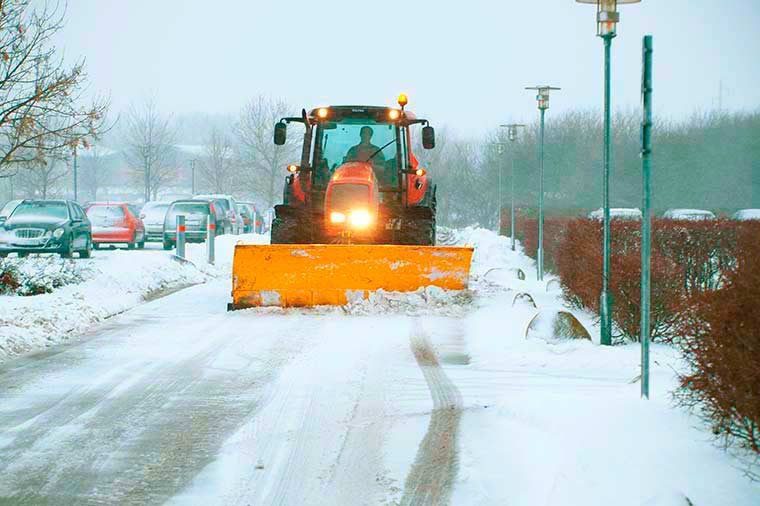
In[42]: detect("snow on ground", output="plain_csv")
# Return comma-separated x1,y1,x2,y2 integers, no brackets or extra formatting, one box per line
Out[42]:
0,226,757,504
0,234,267,361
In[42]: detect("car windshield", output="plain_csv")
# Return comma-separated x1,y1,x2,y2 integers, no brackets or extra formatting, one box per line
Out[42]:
86,205,125,226
169,203,209,217
143,203,169,219
318,119,397,175
8,201,68,221
1,200,21,218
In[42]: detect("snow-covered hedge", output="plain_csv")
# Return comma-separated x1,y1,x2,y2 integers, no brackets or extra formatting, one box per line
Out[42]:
0,256,94,296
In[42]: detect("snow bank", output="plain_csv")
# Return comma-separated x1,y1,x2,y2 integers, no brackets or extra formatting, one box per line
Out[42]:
0,233,267,362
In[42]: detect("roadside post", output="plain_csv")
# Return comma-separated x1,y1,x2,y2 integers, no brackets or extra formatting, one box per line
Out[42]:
640,35,653,399
176,215,186,259
207,219,216,265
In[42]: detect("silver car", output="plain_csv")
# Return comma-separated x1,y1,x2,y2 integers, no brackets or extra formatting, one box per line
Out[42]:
140,201,171,242
162,200,216,250
194,194,242,234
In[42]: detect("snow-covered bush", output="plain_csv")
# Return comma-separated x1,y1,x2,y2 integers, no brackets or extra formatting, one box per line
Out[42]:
0,257,93,296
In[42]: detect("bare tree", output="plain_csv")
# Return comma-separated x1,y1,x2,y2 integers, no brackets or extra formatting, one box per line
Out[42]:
14,156,68,198
123,98,177,201
78,145,110,201
0,0,108,179
235,96,299,208
197,127,238,194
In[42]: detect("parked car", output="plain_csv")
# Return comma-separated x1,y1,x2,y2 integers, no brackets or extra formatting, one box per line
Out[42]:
731,209,760,221
162,199,216,250
236,202,255,233
662,209,716,221
238,201,264,234
194,194,241,234
85,202,146,249
587,208,642,221
0,199,92,258
140,201,171,242
0,199,22,221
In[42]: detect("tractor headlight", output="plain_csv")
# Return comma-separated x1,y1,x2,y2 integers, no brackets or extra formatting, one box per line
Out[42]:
330,211,346,224
349,209,372,228
52,227,65,239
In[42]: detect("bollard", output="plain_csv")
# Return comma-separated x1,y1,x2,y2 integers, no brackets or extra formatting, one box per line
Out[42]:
176,215,186,259
207,219,215,265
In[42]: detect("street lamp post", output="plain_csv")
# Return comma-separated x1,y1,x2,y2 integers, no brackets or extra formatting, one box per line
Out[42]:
500,124,525,251
190,159,197,195
71,141,79,202
525,86,560,282
576,0,642,346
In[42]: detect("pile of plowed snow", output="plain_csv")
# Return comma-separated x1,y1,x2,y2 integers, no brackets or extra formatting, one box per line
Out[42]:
0,233,267,361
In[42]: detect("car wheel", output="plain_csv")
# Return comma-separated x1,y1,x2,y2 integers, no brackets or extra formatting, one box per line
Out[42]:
128,242,135,250
80,238,92,258
93,243,101,250
17,252,28,258
138,241,145,249
162,239,173,250
60,237,75,258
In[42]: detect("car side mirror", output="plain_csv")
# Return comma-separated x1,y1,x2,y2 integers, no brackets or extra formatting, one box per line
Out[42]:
274,122,287,145
422,126,435,149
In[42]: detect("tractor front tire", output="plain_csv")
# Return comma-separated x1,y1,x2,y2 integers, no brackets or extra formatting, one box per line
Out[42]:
270,216,305,244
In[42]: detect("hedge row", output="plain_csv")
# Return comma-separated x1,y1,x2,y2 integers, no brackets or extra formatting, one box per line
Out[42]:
513,217,760,466
676,225,760,464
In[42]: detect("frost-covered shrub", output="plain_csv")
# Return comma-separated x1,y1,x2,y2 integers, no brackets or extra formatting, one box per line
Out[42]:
676,224,760,477
553,218,754,342
0,261,21,294
0,256,92,296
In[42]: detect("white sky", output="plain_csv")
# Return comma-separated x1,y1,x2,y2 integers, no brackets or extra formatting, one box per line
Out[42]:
56,0,760,137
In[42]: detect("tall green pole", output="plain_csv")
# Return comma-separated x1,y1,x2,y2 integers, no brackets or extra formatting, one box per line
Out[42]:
640,35,653,399
538,108,545,282
511,156,516,251
600,33,614,346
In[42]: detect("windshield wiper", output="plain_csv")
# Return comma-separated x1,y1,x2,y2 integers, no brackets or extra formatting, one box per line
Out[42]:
368,139,395,161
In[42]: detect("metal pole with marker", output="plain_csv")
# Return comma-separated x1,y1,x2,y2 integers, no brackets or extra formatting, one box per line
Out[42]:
176,215,186,259
207,216,216,265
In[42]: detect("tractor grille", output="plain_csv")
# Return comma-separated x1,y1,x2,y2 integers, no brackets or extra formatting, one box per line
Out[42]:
15,228,46,239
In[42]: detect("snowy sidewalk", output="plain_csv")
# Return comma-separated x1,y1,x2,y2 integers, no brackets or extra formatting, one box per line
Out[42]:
0,234,267,361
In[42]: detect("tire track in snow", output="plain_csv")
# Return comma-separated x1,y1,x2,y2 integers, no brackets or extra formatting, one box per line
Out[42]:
401,323,463,506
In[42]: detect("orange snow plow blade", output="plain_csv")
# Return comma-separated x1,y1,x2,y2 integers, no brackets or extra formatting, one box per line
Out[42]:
228,244,474,309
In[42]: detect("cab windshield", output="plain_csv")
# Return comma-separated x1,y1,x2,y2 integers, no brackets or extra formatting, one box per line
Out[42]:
317,119,398,187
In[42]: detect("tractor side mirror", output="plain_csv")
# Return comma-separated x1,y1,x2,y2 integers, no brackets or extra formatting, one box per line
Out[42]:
422,126,435,149
274,122,287,145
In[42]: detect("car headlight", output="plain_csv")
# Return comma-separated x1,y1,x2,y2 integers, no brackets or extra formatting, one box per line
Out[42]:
330,211,346,224
53,227,64,239
349,209,372,228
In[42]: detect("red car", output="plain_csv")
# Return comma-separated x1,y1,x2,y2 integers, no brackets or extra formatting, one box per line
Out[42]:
85,202,146,249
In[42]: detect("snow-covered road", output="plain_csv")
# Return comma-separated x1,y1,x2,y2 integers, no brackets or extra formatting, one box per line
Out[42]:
0,229,757,505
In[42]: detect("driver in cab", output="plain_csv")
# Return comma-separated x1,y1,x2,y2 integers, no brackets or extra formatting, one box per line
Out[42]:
345,126,384,164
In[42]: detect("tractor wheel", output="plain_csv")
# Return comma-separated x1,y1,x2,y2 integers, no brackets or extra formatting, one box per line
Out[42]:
270,205,311,244
398,206,436,246
400,217,436,246
270,216,306,244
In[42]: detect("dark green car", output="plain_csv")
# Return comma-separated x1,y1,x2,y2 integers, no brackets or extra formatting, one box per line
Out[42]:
0,200,93,258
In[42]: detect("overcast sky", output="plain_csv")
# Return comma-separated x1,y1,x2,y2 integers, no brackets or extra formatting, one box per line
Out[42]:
56,0,760,138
